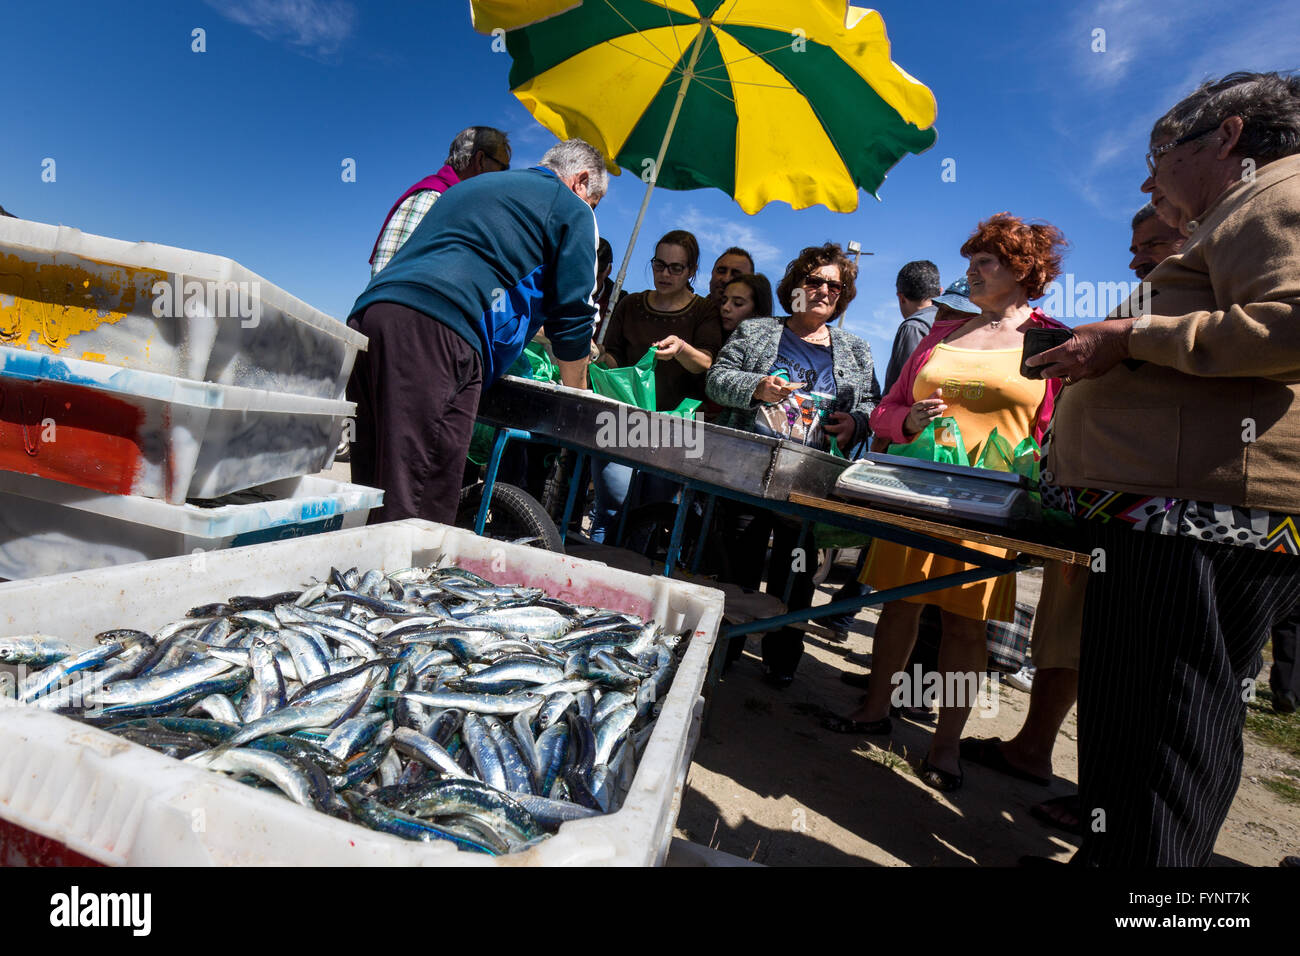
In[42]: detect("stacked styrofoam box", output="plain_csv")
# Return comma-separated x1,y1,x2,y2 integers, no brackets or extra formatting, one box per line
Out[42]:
0,217,378,572
0,471,385,580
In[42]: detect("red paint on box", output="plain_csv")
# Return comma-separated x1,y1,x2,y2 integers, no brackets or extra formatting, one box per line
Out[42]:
0,818,106,867
0,379,145,495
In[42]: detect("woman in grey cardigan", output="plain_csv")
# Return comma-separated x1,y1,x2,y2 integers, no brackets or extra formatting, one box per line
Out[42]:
706,242,881,685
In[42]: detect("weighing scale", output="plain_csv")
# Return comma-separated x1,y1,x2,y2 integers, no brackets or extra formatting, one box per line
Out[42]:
834,452,1036,527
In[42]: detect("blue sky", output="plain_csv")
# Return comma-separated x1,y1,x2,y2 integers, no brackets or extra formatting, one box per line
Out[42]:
4,0,1297,367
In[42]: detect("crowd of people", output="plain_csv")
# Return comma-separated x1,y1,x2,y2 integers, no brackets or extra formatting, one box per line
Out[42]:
344,69,1300,867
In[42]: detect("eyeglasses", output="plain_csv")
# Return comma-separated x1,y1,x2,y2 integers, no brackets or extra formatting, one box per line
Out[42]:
651,258,688,275
481,152,510,171
801,274,843,298
1145,126,1217,175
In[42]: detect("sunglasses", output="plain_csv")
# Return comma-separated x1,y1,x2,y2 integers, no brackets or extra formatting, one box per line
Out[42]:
1145,125,1217,175
802,274,843,298
651,258,688,275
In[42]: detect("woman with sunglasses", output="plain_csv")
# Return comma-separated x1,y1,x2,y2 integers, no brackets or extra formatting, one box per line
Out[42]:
707,243,880,685
823,213,1069,792
590,230,723,544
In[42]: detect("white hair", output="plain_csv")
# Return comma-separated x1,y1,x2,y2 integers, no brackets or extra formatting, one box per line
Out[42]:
539,139,609,200
446,127,511,173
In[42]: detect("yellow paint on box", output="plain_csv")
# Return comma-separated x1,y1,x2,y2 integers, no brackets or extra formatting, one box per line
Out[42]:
0,253,168,353
81,351,108,363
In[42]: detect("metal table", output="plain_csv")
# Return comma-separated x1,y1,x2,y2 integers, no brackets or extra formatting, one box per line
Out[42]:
474,377,1087,667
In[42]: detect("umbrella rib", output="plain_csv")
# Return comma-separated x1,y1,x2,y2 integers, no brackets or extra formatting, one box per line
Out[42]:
693,40,802,80
597,0,681,70
664,1,683,60
684,74,736,104
604,37,684,72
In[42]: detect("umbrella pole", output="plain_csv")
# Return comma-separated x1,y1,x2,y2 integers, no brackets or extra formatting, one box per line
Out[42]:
598,19,711,346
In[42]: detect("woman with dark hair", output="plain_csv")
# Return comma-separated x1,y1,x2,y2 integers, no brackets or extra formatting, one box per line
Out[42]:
590,229,723,543
823,213,1069,792
718,273,774,340
707,243,880,685
600,229,721,410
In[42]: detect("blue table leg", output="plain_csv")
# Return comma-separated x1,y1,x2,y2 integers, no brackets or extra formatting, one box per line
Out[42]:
662,486,696,578
475,427,532,536
560,450,587,538
690,493,716,575
614,468,642,548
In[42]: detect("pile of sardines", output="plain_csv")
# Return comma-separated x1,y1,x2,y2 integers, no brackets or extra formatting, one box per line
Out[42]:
0,565,686,855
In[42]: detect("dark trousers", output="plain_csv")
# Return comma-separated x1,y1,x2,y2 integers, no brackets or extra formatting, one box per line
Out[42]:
346,303,482,527
1075,521,1300,866
1271,605,1300,701
718,504,815,677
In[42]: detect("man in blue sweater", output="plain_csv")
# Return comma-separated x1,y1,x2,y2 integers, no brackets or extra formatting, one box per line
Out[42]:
346,139,607,525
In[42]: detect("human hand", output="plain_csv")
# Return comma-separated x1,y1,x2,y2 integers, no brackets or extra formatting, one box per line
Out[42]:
753,376,803,404
904,389,948,436
1029,319,1134,384
823,411,856,444
652,336,684,360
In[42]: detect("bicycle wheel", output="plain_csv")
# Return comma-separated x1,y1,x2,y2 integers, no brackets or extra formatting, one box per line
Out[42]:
456,482,565,552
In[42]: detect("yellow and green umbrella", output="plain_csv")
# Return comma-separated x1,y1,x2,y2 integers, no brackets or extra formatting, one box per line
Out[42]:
469,0,581,34
479,0,937,215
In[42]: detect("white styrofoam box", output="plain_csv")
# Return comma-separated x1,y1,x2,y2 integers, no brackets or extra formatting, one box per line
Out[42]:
0,217,367,400
0,346,354,504
0,472,384,580
0,520,724,866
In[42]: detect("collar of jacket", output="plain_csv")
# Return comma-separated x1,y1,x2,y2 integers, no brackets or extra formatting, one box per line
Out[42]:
1169,152,1300,250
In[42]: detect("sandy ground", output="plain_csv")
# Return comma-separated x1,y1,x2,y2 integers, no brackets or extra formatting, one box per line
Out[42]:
672,562,1300,867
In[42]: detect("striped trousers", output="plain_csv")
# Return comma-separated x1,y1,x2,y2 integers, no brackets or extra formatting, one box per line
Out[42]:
1075,521,1300,866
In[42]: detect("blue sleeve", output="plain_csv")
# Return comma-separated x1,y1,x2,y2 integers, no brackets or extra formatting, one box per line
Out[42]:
542,197,598,362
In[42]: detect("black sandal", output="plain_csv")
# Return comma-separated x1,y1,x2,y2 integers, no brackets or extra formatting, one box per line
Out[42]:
919,756,963,792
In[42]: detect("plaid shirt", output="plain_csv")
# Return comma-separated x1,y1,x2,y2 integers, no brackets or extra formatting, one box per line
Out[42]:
370,190,440,276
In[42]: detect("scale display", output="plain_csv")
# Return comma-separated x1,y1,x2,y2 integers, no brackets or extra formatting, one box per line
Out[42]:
834,453,1034,526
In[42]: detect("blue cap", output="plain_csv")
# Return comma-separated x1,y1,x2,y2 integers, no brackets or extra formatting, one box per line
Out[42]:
932,277,981,315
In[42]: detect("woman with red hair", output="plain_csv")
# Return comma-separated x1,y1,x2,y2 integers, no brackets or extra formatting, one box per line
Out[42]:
824,213,1070,792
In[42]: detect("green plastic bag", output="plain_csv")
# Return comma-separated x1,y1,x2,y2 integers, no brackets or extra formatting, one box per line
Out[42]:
505,341,559,382
887,416,969,466
972,427,1014,472
666,398,701,420
588,347,658,409
972,427,1042,485
467,422,497,467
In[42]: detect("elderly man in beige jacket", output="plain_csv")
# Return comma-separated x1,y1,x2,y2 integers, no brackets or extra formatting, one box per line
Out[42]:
1029,71,1300,866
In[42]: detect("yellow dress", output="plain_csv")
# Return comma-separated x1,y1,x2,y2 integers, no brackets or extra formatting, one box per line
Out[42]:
860,344,1046,622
